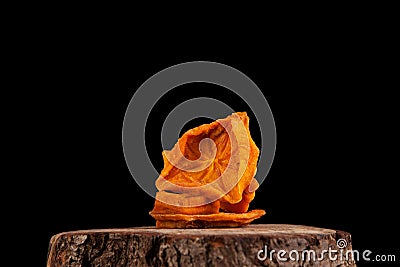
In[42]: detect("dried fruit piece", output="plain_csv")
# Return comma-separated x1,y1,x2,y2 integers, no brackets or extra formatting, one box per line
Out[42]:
150,112,265,228
150,209,266,229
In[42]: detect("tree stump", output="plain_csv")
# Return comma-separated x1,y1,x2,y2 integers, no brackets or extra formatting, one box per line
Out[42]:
47,224,356,267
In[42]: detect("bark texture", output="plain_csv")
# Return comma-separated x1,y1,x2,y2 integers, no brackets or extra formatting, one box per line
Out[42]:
47,224,356,267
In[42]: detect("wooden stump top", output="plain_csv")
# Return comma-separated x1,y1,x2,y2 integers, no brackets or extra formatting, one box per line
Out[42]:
47,224,356,267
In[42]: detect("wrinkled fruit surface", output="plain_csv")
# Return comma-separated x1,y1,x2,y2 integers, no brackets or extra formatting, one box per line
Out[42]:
150,112,265,228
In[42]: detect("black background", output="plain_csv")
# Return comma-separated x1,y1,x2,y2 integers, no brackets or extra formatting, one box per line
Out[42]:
19,30,398,266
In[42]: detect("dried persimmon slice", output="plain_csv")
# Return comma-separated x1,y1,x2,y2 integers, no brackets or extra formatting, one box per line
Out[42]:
150,210,266,229
150,112,265,227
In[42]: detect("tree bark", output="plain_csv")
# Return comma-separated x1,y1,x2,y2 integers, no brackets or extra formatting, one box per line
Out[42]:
47,224,356,267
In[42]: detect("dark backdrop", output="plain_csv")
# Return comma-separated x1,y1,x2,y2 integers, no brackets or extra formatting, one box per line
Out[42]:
27,44,397,266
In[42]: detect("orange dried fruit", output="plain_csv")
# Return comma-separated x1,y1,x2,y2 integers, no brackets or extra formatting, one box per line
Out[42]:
150,112,265,228
151,209,266,229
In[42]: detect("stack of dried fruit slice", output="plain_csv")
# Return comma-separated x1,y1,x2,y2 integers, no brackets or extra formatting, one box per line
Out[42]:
150,112,265,228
